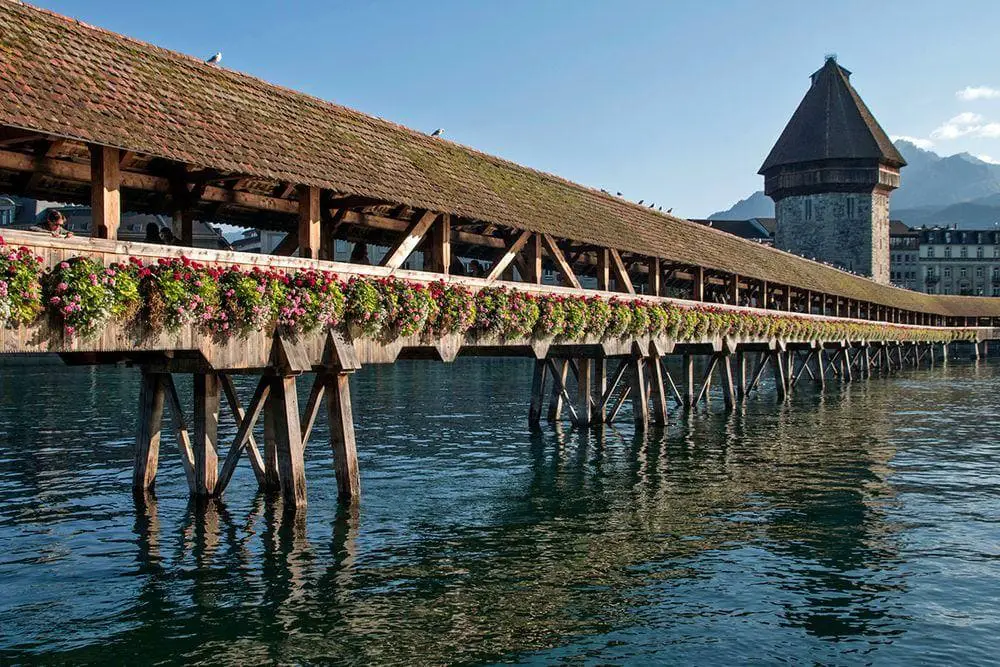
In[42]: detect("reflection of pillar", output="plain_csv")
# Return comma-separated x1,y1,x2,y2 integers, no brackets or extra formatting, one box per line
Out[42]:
262,393,281,492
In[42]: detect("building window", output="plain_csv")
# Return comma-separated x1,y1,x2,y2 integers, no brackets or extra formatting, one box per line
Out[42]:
977,267,985,278
994,287,1000,297
944,267,952,278
978,247,985,258
804,199,813,221
927,267,936,278
961,247,969,258
928,247,936,258
945,247,952,258
961,267,968,278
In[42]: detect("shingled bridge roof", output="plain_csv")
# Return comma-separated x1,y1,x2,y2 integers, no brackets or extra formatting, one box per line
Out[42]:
0,1,997,318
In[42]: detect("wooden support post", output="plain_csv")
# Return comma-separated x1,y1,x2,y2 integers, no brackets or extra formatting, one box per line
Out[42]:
629,358,649,430
297,185,321,259
721,354,736,411
693,354,720,406
816,349,826,388
527,232,543,284
745,352,770,395
262,393,281,492
575,359,593,427
326,372,360,503
773,352,787,400
592,358,607,423
683,353,695,407
162,374,197,494
133,371,165,492
270,376,308,509
528,359,548,427
90,144,120,239
426,213,452,275
729,274,740,305
735,351,746,400
693,267,705,302
192,372,220,496
596,249,610,291
649,356,668,426
547,360,570,422
173,209,195,247
648,257,661,296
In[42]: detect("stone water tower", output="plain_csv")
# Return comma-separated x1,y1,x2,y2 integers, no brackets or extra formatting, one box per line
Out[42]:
759,56,905,284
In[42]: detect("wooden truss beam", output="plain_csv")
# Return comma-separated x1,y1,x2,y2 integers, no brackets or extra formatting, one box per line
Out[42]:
381,211,438,269
486,230,533,282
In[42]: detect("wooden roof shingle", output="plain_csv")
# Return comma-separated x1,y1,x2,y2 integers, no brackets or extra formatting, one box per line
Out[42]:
0,2,998,317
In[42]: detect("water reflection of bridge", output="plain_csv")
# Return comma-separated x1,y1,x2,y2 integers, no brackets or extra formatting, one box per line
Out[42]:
21,382,913,664
0,3,998,511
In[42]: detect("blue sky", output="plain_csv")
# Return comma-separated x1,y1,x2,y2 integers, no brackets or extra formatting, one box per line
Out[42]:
31,0,1000,217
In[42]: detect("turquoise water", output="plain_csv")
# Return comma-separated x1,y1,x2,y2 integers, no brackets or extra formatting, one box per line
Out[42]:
1,359,999,664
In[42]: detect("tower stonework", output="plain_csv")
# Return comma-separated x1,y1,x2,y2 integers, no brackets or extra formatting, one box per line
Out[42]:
760,57,904,284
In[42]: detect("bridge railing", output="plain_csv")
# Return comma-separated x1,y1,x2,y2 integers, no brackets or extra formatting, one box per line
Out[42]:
0,230,990,370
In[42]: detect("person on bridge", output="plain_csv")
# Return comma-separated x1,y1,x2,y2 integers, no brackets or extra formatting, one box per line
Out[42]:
350,242,370,265
144,222,162,244
30,209,73,238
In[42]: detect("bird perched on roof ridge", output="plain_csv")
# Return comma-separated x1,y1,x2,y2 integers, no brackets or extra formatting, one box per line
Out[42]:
648,203,655,208
206,52,222,65
658,206,662,211
430,128,444,137
667,208,673,214
616,192,623,197
638,199,644,205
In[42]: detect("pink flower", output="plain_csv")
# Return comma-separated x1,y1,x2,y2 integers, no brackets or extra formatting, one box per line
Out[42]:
56,282,68,292
59,262,69,269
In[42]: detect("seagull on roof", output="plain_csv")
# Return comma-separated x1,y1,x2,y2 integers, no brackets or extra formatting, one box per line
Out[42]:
430,128,444,137
638,199,644,205
648,203,655,208
616,191,622,197
658,206,662,211
206,52,222,65
667,208,673,214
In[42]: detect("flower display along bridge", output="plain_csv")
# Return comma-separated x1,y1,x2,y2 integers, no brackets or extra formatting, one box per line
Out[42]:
0,2,999,511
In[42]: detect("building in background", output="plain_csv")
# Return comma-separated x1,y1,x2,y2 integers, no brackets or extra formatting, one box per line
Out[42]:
759,57,905,283
919,228,1000,296
889,221,920,290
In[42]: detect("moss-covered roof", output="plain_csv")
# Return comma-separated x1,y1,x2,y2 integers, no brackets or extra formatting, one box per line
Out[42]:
0,1,998,317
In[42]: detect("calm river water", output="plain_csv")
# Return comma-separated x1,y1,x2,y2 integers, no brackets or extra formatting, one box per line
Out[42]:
1,358,1000,664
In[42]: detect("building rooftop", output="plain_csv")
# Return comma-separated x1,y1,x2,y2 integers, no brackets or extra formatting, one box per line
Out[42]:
759,57,905,174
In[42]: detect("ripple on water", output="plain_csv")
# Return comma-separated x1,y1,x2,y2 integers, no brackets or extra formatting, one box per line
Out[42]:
1,361,1000,664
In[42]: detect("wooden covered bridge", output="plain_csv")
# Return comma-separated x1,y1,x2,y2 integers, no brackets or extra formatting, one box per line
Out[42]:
0,1,998,511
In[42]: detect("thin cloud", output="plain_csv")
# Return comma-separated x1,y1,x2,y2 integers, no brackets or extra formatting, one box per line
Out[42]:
891,135,935,150
930,112,1000,140
976,154,1000,164
957,85,1000,101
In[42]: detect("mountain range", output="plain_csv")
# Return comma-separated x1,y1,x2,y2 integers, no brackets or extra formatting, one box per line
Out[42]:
709,140,1000,229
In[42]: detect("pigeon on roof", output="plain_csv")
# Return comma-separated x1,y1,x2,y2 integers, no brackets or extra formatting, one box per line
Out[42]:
206,52,222,65
430,128,444,137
